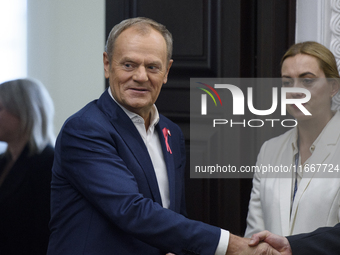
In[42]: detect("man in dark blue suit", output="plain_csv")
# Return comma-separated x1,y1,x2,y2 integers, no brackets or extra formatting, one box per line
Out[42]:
47,17,277,255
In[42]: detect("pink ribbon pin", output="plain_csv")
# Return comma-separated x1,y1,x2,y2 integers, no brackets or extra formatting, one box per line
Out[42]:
162,127,172,154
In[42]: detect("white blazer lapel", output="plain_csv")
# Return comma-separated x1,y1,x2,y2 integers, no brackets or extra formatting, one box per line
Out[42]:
289,112,340,233
279,177,292,236
278,134,296,236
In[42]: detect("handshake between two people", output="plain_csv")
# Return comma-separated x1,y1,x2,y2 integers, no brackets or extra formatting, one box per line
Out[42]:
226,231,292,255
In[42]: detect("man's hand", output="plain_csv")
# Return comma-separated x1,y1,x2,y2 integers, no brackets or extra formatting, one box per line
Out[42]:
248,231,292,255
226,234,281,255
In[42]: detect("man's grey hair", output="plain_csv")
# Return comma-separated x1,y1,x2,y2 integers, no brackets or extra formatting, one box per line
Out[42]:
105,17,173,64
0,78,55,155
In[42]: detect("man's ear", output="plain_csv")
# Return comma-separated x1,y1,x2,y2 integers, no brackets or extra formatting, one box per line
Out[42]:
103,52,110,79
163,59,173,84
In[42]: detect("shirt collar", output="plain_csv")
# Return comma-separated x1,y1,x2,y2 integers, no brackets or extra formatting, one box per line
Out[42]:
291,123,326,155
107,88,160,130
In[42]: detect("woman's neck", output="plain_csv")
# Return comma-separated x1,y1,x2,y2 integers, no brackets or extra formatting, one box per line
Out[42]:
6,138,28,162
298,111,333,144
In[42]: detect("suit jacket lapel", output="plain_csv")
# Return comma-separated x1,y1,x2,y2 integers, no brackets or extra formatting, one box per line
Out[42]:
290,140,330,232
278,178,291,236
97,91,163,205
156,121,176,211
279,144,293,236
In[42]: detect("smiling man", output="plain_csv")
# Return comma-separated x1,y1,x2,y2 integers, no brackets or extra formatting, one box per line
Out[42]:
47,17,279,255
103,24,172,130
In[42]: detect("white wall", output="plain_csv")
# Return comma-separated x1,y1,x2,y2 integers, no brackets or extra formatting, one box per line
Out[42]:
296,0,332,47
27,0,105,135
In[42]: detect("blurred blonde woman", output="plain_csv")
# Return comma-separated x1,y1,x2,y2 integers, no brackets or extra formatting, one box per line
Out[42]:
245,41,340,237
0,78,55,254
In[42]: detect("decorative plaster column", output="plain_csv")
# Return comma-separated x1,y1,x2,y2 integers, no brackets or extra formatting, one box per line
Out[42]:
330,0,340,109
330,0,340,71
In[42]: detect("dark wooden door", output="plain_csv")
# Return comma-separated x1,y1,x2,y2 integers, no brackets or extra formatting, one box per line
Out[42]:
105,0,296,235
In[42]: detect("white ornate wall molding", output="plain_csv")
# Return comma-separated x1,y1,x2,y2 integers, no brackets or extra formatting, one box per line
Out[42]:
330,0,340,72
330,0,340,109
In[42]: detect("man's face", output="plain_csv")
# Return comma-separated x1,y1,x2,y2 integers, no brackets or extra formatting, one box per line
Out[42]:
103,26,172,119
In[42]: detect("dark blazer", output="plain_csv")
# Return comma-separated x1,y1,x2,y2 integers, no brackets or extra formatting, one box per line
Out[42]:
47,90,221,255
0,145,54,255
287,223,340,254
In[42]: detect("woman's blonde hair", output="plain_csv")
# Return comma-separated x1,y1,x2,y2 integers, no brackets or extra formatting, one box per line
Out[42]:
281,41,340,79
0,78,55,154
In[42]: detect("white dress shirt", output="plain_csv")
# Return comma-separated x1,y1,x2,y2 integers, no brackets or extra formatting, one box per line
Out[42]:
108,88,170,208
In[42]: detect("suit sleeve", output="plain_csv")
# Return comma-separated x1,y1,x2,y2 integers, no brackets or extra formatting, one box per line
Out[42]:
57,115,221,255
244,142,267,238
287,223,340,254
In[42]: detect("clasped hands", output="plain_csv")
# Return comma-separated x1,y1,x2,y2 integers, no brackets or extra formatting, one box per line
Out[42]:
226,231,292,255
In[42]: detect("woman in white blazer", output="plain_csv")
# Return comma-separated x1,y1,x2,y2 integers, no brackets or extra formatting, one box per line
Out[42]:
245,41,340,238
